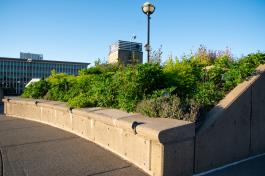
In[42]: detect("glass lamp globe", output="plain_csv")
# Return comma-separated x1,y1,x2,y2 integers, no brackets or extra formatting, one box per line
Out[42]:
142,2,155,15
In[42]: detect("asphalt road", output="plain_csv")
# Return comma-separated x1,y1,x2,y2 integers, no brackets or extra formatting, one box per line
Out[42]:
0,115,148,176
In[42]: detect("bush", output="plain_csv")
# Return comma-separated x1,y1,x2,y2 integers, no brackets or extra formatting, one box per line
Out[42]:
22,79,49,99
136,95,200,122
45,63,165,112
79,63,122,75
163,58,200,99
222,68,242,91
194,81,224,106
21,50,265,122
115,63,166,111
45,71,76,101
68,93,95,108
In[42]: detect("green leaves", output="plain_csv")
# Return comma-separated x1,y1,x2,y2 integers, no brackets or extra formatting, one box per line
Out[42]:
194,81,224,106
114,63,165,111
21,79,49,99
136,96,200,122
21,51,265,122
163,58,199,99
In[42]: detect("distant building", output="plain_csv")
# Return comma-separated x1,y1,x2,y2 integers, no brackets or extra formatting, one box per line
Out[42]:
20,52,43,60
108,40,143,65
0,56,90,95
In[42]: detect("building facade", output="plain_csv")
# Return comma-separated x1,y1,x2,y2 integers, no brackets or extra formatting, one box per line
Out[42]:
0,57,89,95
108,40,143,65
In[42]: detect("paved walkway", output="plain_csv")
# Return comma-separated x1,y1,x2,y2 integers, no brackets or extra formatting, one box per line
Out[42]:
1,107,265,176
201,154,265,176
0,115,147,176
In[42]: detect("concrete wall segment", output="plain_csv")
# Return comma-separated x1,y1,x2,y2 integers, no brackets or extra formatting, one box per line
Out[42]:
195,64,265,173
250,73,265,154
117,115,194,143
2,97,195,176
163,140,194,176
197,74,259,135
72,107,104,116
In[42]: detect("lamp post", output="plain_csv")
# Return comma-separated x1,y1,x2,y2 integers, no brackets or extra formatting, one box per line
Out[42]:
142,2,155,63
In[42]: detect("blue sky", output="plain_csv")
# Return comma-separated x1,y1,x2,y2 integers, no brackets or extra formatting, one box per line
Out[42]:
0,0,265,64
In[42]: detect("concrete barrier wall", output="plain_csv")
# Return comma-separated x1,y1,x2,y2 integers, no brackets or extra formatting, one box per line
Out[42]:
2,97,195,176
3,65,265,175
195,64,265,173
250,72,265,154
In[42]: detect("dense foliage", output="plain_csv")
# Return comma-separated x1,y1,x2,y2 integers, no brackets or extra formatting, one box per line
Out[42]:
22,49,265,122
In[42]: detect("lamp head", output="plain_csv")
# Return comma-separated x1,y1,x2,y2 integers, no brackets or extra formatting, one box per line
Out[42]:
142,2,155,15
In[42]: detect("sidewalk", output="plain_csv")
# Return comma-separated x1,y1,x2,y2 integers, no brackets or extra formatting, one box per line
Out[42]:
0,116,147,176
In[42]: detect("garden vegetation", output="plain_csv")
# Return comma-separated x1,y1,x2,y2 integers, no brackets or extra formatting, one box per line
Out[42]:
22,47,265,123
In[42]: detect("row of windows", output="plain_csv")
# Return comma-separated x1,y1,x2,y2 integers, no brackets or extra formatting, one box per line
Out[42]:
0,62,86,75
0,63,85,69
0,59,88,94
0,70,79,75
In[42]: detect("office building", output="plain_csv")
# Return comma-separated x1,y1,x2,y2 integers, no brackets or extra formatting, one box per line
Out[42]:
108,40,143,65
0,56,89,95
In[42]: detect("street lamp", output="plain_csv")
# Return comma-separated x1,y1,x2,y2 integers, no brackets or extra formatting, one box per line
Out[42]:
142,2,155,63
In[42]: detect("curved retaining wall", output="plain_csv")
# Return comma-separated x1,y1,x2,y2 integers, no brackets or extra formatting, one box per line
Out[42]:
2,97,195,176
195,64,265,173
3,65,265,175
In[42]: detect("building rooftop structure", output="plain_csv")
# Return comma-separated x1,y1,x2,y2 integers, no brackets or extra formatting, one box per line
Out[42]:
108,40,143,65
109,40,142,53
20,52,44,60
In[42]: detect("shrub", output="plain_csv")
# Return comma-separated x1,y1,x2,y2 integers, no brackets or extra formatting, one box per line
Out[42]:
163,58,200,99
222,68,242,91
87,73,117,107
238,52,265,78
68,93,95,108
194,81,224,107
45,71,76,102
22,79,49,99
136,95,200,122
115,63,165,111
79,63,122,75
21,50,265,123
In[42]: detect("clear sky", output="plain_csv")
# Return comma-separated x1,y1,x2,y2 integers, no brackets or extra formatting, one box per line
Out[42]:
0,0,265,64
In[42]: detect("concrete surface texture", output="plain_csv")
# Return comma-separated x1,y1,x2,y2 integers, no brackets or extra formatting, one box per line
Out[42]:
3,98,195,176
203,154,265,176
0,115,148,176
195,64,265,173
